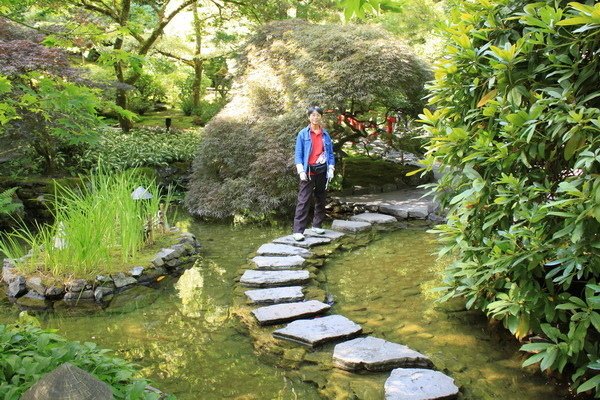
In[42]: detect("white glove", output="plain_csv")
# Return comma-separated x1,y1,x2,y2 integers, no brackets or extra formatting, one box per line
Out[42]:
296,164,308,181
327,165,335,181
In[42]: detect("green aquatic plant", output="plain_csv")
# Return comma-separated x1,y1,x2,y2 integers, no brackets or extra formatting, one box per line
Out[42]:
0,168,171,279
419,0,600,395
0,314,169,400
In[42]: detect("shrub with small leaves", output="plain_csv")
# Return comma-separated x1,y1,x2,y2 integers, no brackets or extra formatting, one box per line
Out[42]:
420,0,600,394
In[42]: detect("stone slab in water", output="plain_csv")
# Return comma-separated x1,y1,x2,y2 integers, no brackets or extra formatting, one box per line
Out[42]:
245,286,305,304
256,243,312,258
331,219,372,233
251,255,306,270
333,336,433,372
384,368,459,400
273,314,362,347
303,228,346,240
350,212,398,224
379,204,408,219
240,270,310,287
379,204,429,220
272,235,332,248
252,300,331,325
21,362,113,400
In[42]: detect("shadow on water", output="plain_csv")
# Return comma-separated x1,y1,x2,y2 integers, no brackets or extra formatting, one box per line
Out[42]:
0,219,576,399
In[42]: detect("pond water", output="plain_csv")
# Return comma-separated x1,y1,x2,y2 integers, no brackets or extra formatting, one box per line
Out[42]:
0,218,573,399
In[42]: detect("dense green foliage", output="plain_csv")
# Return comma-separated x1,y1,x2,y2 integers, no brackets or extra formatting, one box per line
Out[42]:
186,19,430,219
420,0,600,394
0,317,164,400
0,187,22,216
81,127,201,171
0,169,171,279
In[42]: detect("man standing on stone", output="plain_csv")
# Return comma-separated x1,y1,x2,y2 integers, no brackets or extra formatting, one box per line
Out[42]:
292,106,335,241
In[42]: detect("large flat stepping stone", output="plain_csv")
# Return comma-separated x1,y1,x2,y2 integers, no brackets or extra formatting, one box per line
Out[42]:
240,270,310,287
350,212,398,224
252,300,330,325
384,368,459,400
272,235,332,248
333,336,433,372
304,228,346,240
256,243,312,258
331,219,372,233
379,204,430,219
245,286,305,304
273,315,362,347
251,255,306,270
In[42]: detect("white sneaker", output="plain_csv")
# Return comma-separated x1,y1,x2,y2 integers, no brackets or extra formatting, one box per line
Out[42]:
312,227,325,235
293,233,305,241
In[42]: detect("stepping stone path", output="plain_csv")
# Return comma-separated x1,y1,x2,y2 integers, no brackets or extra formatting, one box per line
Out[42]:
304,228,346,239
252,300,330,325
256,243,312,257
384,368,459,400
333,336,433,371
350,212,398,224
237,190,458,398
272,235,332,248
245,286,305,305
273,315,362,347
240,270,310,287
331,219,372,233
251,255,305,270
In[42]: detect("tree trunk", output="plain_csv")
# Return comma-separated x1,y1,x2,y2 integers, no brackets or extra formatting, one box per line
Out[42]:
192,2,203,113
115,0,132,132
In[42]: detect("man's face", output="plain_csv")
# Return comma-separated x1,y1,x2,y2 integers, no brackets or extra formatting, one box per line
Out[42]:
309,111,322,125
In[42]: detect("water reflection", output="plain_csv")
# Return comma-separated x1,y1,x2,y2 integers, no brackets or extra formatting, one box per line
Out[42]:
0,221,321,399
323,228,572,400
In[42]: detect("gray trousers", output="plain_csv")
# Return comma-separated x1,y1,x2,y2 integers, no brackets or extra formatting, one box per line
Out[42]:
293,171,327,233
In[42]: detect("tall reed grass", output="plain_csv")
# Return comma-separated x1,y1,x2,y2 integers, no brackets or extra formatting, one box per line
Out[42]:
0,169,171,279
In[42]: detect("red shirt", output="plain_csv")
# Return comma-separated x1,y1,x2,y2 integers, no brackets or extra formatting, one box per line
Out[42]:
308,127,324,165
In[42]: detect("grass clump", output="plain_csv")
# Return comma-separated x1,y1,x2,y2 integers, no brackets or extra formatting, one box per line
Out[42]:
0,168,172,280
0,314,170,400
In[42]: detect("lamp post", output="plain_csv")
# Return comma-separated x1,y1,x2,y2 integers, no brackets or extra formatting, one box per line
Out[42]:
131,186,154,244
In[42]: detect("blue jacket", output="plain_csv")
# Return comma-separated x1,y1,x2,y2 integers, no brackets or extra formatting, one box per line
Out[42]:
294,125,335,173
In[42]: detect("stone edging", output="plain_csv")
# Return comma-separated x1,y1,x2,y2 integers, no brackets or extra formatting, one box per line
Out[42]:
1,230,201,311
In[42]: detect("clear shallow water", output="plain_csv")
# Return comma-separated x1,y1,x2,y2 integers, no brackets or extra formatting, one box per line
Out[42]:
323,227,572,400
0,220,574,399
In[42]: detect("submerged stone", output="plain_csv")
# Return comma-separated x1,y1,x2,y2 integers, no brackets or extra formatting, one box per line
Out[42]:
333,336,433,372
240,270,310,288
245,286,305,304
331,220,372,233
15,291,52,311
252,300,330,325
273,314,362,347
384,368,459,400
256,243,312,257
251,255,306,270
21,362,113,400
272,235,332,248
350,212,398,224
